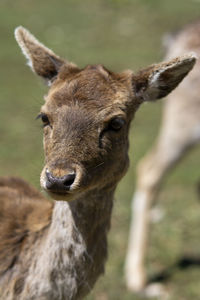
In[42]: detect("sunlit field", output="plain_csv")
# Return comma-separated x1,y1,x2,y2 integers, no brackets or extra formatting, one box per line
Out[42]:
1,1,200,299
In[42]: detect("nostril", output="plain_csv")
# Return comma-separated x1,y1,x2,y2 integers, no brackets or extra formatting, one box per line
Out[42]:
46,170,55,185
63,173,76,188
45,169,76,192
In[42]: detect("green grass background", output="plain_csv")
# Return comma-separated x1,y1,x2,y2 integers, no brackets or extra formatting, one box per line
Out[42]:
0,0,200,299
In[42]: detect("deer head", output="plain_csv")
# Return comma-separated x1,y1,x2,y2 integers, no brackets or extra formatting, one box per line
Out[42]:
15,26,196,201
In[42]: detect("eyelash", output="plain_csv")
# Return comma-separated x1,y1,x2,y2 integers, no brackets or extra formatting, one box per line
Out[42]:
98,118,125,148
36,113,50,127
107,117,125,131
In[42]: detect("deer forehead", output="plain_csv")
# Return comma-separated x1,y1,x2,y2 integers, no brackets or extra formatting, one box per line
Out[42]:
43,65,131,114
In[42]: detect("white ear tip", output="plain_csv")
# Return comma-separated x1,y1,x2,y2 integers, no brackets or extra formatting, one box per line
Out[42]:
182,52,198,61
14,26,27,40
14,26,35,70
188,51,198,58
14,26,35,45
14,26,30,46
15,25,25,33
190,52,198,60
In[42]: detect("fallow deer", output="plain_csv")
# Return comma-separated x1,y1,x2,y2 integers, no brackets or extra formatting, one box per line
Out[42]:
0,26,196,300
125,21,200,297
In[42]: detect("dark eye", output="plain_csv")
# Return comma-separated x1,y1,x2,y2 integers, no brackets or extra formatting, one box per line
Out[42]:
36,113,50,127
108,117,125,131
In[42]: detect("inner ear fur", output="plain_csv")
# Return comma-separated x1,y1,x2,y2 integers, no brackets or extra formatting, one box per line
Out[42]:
132,53,197,102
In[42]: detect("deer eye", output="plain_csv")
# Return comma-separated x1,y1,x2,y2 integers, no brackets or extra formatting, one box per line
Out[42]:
36,113,50,127
108,117,125,131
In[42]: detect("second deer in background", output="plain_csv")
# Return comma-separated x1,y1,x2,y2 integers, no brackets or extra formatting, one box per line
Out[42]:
125,21,200,296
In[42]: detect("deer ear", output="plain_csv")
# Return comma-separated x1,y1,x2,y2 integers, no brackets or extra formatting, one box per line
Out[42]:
15,26,65,82
133,54,197,102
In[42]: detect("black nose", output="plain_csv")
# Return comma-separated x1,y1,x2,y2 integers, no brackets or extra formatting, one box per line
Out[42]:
45,169,76,192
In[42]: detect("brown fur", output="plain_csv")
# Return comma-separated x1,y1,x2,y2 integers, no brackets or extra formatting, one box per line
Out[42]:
0,27,196,299
0,178,52,298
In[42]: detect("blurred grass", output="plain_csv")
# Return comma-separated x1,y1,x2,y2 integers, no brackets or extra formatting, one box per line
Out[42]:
0,0,200,299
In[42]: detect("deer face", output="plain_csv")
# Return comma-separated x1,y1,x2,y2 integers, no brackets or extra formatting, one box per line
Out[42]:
15,27,196,200
39,65,134,199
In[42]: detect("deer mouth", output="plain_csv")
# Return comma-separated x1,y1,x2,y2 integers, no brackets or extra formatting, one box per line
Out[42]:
47,189,71,195
40,167,82,200
45,189,76,201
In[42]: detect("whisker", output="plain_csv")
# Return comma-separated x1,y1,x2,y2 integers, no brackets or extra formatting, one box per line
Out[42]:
89,161,105,170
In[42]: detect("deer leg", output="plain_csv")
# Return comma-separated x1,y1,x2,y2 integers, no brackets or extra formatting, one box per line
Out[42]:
125,128,193,293
124,185,154,292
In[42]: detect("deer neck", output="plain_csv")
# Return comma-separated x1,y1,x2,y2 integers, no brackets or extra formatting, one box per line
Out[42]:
51,185,115,244
25,186,115,299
